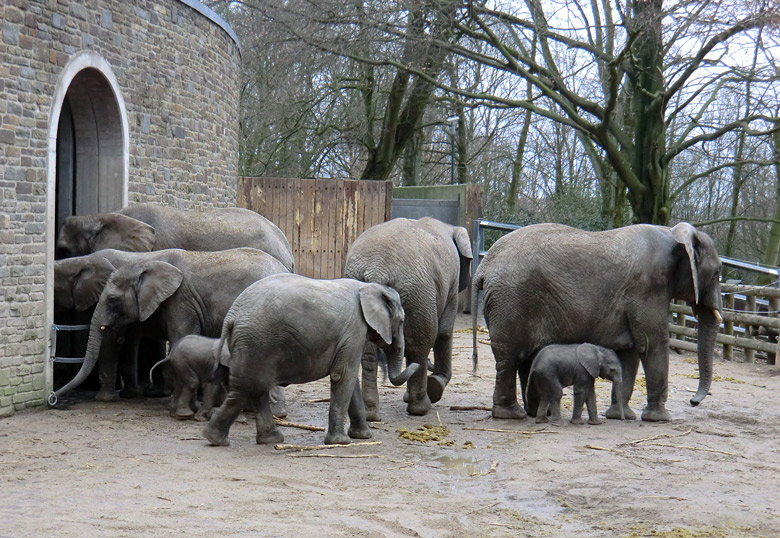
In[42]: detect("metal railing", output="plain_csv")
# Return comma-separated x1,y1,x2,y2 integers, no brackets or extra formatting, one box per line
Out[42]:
49,323,90,364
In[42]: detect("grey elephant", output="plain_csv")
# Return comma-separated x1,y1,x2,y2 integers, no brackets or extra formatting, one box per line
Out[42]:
472,222,722,422
344,217,472,418
527,344,624,426
50,248,290,404
54,249,185,399
203,274,419,446
150,335,229,421
56,203,294,271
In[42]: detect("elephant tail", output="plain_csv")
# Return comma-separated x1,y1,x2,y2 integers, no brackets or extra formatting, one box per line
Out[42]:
148,357,170,386
216,311,235,367
471,271,484,375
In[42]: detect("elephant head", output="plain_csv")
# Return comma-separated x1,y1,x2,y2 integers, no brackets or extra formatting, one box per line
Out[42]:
57,213,156,259
577,343,624,420
358,283,417,386
671,223,722,406
52,260,183,400
54,255,117,312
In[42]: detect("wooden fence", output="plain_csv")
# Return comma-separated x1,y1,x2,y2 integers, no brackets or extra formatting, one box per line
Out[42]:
669,283,779,366
237,177,393,279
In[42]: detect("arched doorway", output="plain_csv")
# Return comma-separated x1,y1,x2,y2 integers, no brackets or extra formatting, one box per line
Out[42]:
45,52,129,396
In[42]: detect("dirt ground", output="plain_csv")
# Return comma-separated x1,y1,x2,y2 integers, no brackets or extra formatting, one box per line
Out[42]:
2,313,779,538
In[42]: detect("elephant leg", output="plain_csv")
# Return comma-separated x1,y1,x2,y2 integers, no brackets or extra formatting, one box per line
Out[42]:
196,382,220,422
585,387,603,425
347,383,372,440
641,342,671,422
169,379,183,417
535,399,550,424
361,343,381,422
118,328,142,399
571,386,586,425
173,379,198,420
429,303,457,404
95,332,121,402
254,390,284,444
203,388,247,446
325,358,360,445
607,349,638,420
269,386,288,419
492,344,526,419
405,345,433,416
549,397,564,426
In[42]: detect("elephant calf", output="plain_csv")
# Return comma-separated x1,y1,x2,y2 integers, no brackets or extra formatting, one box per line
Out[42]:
150,335,229,422
203,274,419,446
527,343,624,426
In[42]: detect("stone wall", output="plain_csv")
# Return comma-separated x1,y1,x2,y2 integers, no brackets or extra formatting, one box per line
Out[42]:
0,0,240,416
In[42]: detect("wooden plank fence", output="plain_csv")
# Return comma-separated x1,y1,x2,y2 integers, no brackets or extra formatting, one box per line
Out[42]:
669,283,779,366
237,177,393,279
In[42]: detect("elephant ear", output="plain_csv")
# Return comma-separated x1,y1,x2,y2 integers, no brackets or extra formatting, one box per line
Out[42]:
671,222,699,304
576,343,601,379
359,284,398,346
92,213,156,253
73,256,117,311
134,261,183,322
453,226,474,293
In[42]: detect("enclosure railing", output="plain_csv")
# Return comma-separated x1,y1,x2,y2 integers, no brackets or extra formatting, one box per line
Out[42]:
471,218,780,366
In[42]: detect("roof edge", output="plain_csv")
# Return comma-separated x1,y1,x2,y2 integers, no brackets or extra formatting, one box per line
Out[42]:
177,0,241,55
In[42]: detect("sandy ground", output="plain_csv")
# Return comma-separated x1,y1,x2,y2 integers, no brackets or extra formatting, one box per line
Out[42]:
2,313,780,538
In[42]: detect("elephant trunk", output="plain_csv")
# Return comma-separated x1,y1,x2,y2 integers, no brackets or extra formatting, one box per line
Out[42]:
385,332,418,386
50,304,107,403
690,307,719,406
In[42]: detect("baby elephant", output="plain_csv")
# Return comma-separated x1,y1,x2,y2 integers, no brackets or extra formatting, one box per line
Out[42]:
203,274,419,446
528,343,624,425
150,335,230,422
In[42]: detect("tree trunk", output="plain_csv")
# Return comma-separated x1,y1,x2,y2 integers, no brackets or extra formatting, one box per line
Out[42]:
760,120,780,277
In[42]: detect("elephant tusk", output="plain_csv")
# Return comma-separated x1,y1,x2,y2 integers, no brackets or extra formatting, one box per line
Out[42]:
100,325,107,331
713,309,723,324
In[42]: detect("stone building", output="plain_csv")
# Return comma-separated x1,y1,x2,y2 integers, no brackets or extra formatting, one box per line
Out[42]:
0,0,241,416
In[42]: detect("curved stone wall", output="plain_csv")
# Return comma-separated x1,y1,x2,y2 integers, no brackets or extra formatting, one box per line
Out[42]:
0,0,240,415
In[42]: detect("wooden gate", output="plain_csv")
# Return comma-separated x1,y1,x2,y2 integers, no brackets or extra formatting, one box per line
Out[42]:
237,177,393,278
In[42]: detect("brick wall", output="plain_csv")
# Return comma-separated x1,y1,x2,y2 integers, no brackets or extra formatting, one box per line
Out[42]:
0,0,240,416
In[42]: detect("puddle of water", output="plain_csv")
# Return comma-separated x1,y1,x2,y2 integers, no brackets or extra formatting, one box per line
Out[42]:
435,455,492,477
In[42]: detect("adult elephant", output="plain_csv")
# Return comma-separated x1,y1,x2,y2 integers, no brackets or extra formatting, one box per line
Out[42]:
471,222,722,422
344,217,472,417
56,203,294,271
50,248,290,404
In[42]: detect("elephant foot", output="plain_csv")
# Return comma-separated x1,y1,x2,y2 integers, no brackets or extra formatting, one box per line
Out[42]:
402,391,409,403
535,415,548,424
256,429,284,445
550,419,564,427
203,424,230,446
365,408,382,422
120,385,144,399
324,431,351,445
173,409,195,420
641,406,671,422
606,404,635,420
407,395,432,416
270,387,287,419
587,417,604,425
570,417,585,425
95,389,121,402
492,402,527,420
193,413,209,422
348,425,372,440
426,375,447,404
270,402,287,420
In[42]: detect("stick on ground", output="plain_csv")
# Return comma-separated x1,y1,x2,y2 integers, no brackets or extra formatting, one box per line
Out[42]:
274,441,382,452
274,418,325,432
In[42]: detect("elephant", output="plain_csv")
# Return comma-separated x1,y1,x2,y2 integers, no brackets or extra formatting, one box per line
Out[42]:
343,217,472,418
148,335,287,421
50,248,291,404
203,273,419,446
54,249,186,399
149,335,229,421
56,202,294,271
527,343,624,426
471,222,722,422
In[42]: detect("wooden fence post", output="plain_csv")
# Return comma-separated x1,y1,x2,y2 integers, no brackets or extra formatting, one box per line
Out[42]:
771,297,779,367
722,293,734,362
744,295,756,363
